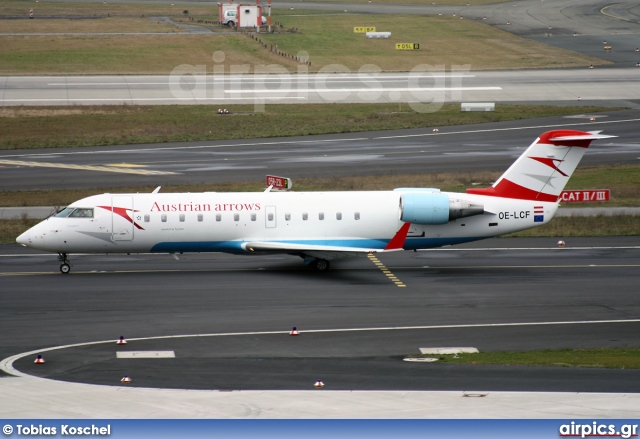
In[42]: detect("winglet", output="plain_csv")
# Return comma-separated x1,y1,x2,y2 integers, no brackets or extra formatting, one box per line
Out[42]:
384,222,412,250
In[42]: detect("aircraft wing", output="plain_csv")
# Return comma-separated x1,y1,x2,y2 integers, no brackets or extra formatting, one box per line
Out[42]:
241,223,412,258
241,241,404,255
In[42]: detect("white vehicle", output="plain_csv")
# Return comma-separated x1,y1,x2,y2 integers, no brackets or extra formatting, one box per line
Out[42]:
17,130,614,274
222,10,266,27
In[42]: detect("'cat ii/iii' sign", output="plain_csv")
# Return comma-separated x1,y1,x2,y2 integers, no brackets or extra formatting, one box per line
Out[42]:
559,189,610,203
396,43,420,50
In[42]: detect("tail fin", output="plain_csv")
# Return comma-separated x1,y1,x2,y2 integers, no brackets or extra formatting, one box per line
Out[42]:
466,130,615,202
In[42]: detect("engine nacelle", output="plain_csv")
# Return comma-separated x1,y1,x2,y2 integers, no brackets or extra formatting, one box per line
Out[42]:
400,191,450,224
398,190,484,225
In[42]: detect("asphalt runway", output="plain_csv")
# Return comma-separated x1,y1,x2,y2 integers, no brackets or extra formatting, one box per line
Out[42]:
1,0,640,418
2,236,640,395
3,69,640,106
1,110,638,191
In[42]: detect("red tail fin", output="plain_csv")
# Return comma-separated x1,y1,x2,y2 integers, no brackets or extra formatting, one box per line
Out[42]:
466,130,615,201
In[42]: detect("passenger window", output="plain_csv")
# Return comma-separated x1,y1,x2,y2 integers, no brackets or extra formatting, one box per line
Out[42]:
285,213,291,221
179,214,185,222
251,213,257,221
161,214,167,222
302,213,308,220
336,212,342,220
319,212,324,220
216,213,221,222
144,214,150,222
198,214,203,222
267,213,274,221
354,212,360,220
234,213,239,221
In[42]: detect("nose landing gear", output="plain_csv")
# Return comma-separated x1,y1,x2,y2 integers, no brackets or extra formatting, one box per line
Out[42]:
58,253,71,274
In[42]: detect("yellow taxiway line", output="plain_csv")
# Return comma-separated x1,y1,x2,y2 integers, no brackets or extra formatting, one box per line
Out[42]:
0,160,175,176
368,253,406,287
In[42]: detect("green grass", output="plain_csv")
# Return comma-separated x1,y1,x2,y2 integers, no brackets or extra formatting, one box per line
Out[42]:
0,0,511,16
0,1,215,18
416,347,640,369
259,14,606,71
0,11,606,74
1,218,40,245
0,104,613,150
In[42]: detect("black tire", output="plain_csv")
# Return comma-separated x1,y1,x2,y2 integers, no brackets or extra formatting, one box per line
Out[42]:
60,263,71,274
313,259,330,271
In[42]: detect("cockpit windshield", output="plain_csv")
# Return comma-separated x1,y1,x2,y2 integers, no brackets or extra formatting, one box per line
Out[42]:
55,207,94,218
54,207,74,217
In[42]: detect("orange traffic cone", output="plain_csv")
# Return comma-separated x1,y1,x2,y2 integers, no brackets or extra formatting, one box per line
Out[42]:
117,336,127,345
121,376,132,384
34,354,45,364
314,379,324,389
289,327,300,336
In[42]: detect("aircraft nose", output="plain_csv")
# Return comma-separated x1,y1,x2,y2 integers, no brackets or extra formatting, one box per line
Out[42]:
16,229,31,246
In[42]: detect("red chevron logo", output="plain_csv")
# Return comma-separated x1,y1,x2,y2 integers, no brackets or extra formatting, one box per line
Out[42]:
528,156,568,177
98,206,145,230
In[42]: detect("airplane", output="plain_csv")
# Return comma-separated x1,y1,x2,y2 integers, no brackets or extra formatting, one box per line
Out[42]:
16,129,614,274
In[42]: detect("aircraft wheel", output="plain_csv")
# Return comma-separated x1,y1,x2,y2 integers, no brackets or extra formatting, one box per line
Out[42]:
313,259,330,271
60,263,71,274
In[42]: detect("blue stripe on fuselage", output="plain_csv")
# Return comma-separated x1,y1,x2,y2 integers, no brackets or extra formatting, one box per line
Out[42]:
149,236,484,254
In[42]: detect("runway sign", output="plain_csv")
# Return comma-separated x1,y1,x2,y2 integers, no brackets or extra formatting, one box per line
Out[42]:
396,43,420,50
560,189,610,203
266,175,292,190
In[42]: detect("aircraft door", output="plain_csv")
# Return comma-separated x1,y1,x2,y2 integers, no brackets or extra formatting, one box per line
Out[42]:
265,205,276,228
111,196,134,241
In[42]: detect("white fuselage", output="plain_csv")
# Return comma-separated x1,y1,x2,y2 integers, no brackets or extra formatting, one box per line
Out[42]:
19,190,558,255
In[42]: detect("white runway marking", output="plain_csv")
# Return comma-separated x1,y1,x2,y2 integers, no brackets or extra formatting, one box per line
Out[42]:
117,351,176,359
3,319,640,378
224,87,501,93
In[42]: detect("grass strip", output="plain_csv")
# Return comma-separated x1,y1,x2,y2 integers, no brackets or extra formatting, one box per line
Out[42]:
0,104,612,150
1,11,606,74
415,347,640,369
1,0,512,13
258,14,606,72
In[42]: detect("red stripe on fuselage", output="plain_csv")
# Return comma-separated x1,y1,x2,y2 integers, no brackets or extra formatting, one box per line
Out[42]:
466,179,558,202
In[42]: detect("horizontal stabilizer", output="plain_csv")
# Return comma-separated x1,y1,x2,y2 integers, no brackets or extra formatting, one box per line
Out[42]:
549,131,616,142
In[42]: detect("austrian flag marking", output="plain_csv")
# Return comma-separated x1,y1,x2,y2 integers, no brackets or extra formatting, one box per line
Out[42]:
533,206,544,223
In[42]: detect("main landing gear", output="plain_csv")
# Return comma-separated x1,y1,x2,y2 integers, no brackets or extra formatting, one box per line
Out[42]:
308,258,331,272
58,253,71,274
